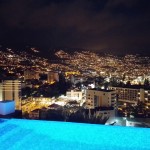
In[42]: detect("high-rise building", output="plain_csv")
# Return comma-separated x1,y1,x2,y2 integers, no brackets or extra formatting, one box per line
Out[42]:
0,80,21,110
24,70,39,80
86,89,116,109
47,72,59,84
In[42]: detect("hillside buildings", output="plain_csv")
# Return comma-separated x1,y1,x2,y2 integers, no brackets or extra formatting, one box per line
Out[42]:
24,70,39,80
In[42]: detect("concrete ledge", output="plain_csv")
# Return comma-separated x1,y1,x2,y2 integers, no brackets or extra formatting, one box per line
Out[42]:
0,100,15,115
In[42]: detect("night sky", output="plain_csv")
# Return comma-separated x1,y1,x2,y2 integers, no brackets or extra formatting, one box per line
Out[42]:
0,0,150,55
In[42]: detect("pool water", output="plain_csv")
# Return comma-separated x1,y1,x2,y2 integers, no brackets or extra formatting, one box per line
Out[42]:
0,119,150,150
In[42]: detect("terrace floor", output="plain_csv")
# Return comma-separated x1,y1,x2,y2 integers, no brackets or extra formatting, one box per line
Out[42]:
0,119,150,150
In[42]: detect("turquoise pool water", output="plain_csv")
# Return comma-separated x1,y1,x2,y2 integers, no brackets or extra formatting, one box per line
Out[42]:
0,119,150,150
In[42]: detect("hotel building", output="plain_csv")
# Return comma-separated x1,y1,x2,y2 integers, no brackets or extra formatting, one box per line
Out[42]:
86,89,116,109
110,86,150,104
0,80,21,110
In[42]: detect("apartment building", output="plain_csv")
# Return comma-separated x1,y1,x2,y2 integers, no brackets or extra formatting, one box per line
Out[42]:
86,89,116,109
110,86,150,104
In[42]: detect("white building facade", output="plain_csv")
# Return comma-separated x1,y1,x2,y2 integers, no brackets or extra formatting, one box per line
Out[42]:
66,90,85,101
86,89,116,109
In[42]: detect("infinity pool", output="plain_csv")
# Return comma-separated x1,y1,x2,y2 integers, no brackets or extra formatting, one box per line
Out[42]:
0,119,150,150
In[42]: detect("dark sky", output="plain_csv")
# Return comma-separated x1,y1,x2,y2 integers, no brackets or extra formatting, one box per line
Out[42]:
0,0,150,55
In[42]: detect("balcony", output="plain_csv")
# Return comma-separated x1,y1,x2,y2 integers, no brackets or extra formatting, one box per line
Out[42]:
0,118,150,150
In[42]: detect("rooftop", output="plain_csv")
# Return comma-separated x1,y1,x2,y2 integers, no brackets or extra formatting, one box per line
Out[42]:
89,88,114,92
0,119,150,150
111,85,150,90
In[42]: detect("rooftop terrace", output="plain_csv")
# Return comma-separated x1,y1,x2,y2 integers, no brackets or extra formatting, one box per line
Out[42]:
0,119,150,150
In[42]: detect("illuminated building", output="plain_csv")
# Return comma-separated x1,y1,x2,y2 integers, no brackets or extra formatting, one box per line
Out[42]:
66,90,84,100
143,89,150,104
110,86,150,104
24,70,39,80
86,89,116,109
70,76,85,84
65,71,80,77
0,80,21,110
47,71,59,84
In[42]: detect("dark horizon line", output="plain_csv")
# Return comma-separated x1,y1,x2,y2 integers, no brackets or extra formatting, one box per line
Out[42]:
0,43,150,57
